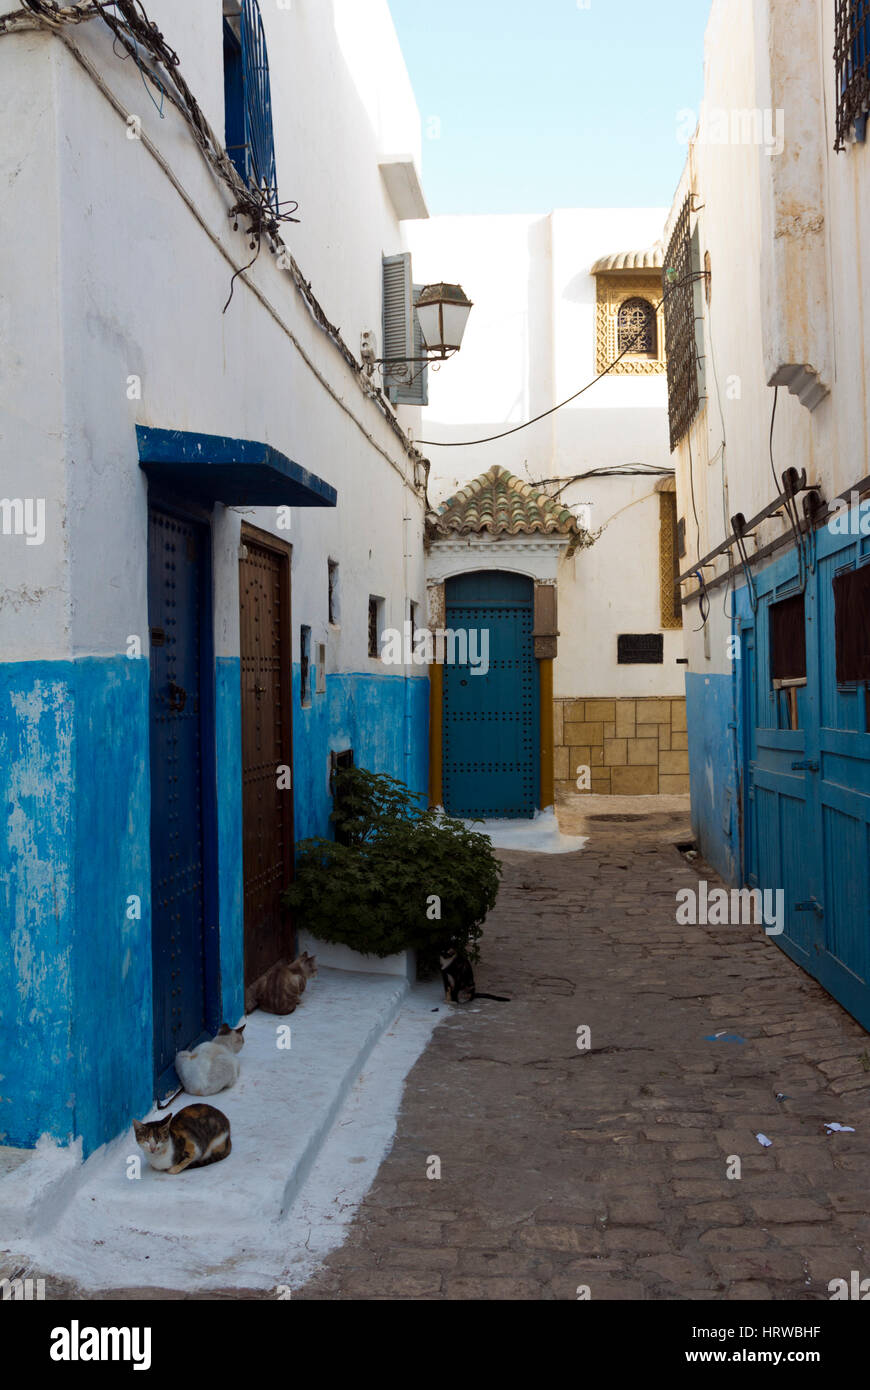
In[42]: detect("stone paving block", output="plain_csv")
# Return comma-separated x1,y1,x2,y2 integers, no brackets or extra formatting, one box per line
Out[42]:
444,1277,546,1300
611,765,658,794
291,797,870,1302
565,721,604,745
636,700,671,724
627,738,659,765
750,1198,830,1224
614,702,636,738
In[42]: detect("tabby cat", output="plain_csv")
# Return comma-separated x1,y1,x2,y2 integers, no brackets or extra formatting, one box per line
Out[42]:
439,948,510,1004
174,1022,245,1096
132,1104,231,1174
245,951,318,1016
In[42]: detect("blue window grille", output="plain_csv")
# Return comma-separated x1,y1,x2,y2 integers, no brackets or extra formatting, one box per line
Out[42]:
835,0,870,148
223,0,279,210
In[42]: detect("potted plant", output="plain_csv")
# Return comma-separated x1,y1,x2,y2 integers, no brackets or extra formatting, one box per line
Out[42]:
284,767,501,971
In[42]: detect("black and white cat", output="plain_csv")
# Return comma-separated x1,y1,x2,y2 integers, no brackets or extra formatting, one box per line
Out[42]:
439,949,510,1004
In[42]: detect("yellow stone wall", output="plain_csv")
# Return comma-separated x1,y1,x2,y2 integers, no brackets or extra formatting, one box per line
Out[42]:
554,697,689,796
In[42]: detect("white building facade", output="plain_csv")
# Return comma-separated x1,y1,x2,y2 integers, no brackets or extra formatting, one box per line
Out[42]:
408,210,688,812
0,0,435,1153
664,0,870,1030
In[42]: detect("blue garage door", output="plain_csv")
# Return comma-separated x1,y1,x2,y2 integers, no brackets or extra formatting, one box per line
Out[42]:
443,571,538,819
741,521,870,1030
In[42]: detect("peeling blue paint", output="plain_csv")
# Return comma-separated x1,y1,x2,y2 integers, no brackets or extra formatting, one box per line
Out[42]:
71,659,152,1153
0,658,152,1153
292,667,429,844
685,670,740,886
1,655,428,1156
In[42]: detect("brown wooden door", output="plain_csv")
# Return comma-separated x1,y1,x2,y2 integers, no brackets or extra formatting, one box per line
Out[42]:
239,530,294,985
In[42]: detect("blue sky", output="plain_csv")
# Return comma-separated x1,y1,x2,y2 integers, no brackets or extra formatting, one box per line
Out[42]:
387,0,709,214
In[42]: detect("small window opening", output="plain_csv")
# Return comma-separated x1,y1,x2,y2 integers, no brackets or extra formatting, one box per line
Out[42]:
770,593,807,730
833,563,870,730
316,642,327,695
368,597,383,659
300,625,311,706
328,560,340,626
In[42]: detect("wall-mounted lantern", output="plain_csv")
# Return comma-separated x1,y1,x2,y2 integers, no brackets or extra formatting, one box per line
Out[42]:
414,283,473,359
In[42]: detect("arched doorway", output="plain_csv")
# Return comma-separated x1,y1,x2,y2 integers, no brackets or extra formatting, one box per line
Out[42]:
442,570,539,819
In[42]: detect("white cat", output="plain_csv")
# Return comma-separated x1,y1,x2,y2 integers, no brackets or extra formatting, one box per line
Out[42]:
175,1023,245,1096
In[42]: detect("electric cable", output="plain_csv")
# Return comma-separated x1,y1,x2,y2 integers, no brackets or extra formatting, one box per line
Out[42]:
417,273,707,448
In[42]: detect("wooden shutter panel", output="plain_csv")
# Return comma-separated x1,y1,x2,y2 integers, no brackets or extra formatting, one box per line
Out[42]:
382,253,414,400
393,285,429,407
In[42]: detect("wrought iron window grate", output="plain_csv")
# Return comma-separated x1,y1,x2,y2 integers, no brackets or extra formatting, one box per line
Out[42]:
663,196,699,453
224,0,279,213
618,297,657,356
835,0,870,148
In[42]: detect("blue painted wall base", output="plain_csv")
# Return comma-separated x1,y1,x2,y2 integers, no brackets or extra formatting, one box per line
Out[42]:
0,658,153,1154
1,655,428,1156
685,670,740,886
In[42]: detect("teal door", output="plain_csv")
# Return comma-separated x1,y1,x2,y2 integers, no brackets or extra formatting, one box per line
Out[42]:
443,571,538,819
740,520,870,1030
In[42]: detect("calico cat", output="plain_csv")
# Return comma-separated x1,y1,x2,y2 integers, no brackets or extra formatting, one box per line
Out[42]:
440,949,510,1004
174,1023,245,1096
132,1104,231,1174
245,951,318,1016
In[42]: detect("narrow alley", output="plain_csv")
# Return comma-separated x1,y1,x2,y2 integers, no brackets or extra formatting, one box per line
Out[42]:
295,797,870,1302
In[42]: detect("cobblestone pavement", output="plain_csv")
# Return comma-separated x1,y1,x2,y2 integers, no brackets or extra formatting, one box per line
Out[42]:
295,795,870,1301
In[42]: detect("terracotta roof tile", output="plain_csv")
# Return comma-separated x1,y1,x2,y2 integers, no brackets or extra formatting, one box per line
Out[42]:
429,466,581,538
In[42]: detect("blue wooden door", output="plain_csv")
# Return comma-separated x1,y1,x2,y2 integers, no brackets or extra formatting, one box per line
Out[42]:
742,579,817,967
741,525,870,1029
148,507,211,1089
811,528,870,1023
443,571,538,819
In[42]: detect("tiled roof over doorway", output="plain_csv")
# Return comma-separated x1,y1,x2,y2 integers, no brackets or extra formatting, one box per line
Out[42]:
429,465,581,538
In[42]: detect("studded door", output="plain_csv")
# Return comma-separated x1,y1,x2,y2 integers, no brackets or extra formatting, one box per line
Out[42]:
239,534,294,986
443,571,538,819
148,507,210,1087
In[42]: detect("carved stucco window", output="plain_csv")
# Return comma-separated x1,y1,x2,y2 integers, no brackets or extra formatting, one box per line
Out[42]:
618,297,658,357
594,265,667,376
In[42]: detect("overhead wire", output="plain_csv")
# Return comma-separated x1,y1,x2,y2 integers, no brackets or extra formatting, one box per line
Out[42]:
417,272,708,448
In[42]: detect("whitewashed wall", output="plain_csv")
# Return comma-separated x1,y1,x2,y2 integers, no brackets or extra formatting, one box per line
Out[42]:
408,208,684,698
0,0,429,678
670,0,870,673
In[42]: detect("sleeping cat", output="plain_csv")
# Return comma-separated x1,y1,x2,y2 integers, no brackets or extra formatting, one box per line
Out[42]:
245,951,317,1016
132,1104,231,1174
175,1022,245,1096
440,948,510,1004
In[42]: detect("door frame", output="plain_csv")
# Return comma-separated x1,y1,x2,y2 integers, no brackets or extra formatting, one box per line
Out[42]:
147,491,222,1094
239,522,294,981
441,568,540,820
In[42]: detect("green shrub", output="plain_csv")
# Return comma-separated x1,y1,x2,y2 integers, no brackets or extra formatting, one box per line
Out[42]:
284,767,501,961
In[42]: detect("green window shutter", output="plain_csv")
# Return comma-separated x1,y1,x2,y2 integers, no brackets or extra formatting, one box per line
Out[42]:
394,285,429,407
382,252,414,401
382,255,428,406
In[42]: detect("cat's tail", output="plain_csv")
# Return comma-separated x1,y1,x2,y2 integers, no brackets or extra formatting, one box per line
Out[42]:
156,1085,184,1111
473,992,511,1002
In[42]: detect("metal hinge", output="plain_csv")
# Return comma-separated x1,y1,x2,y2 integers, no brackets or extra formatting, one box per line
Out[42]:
791,759,819,771
795,897,824,918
